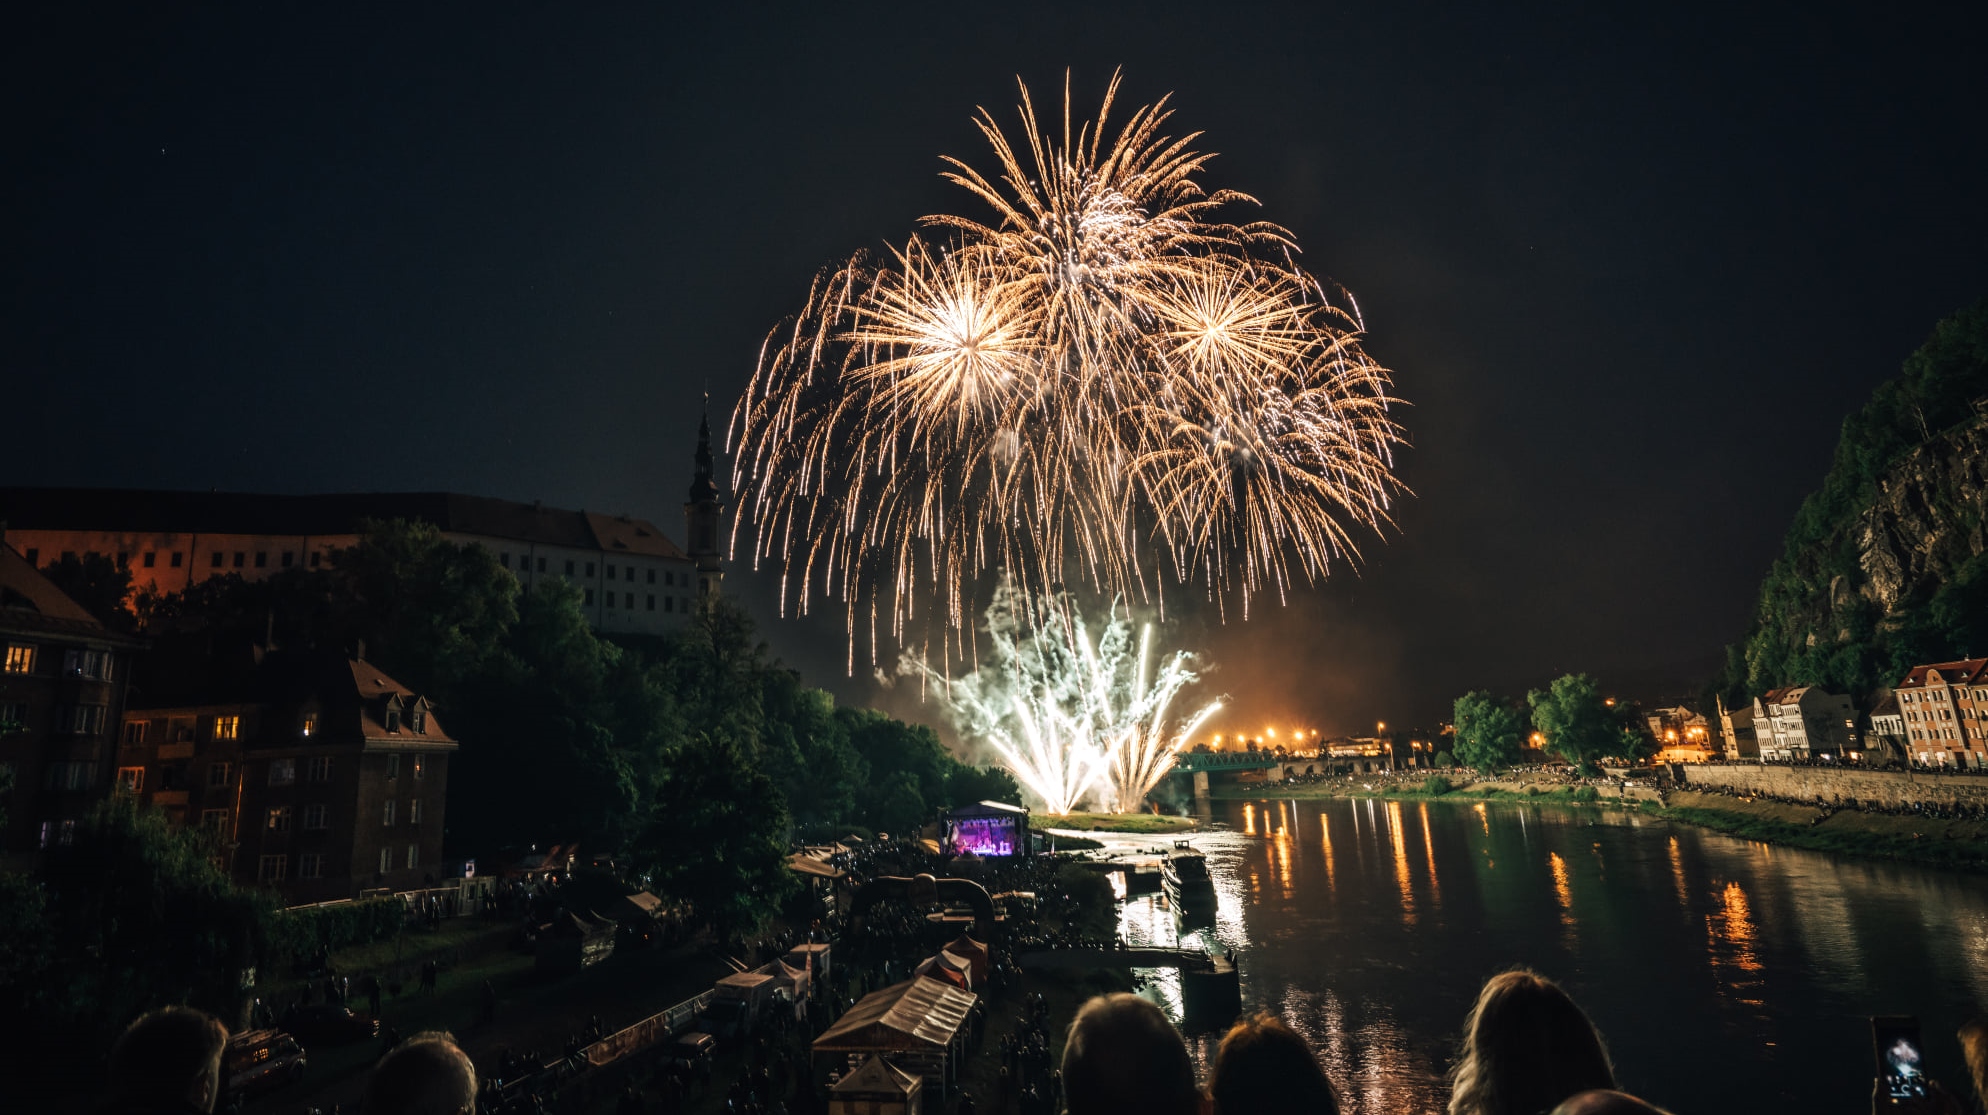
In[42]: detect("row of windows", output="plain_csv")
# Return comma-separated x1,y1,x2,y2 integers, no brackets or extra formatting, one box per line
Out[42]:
1899,687,1988,703
22,548,326,571
3,644,115,679
495,553,681,586
116,753,426,794
261,844,420,882
379,799,424,826
581,590,685,612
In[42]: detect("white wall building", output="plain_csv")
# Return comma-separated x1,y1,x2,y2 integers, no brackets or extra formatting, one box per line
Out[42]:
1751,686,1856,762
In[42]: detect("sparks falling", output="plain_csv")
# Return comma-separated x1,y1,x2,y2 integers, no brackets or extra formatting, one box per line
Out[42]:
732,70,1406,651
902,587,1223,815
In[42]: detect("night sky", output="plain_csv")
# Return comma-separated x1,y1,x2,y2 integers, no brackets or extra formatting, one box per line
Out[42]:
7,3,1985,738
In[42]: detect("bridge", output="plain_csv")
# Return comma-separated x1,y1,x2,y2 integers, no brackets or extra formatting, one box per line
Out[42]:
1172,750,1286,773
1020,946,1228,972
1019,946,1241,1021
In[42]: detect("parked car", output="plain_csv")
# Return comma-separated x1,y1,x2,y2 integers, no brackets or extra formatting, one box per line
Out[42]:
222,1030,307,1100
280,1004,380,1045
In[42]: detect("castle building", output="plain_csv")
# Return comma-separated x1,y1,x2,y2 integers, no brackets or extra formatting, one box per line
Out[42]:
0,439,723,637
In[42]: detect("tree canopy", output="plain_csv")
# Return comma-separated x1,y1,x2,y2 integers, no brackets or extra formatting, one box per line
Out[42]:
1451,690,1524,773
1527,674,1643,771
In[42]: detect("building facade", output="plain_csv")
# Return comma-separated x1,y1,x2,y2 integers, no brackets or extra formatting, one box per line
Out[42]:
116,650,457,903
1892,658,1988,768
1717,698,1759,761
0,544,145,862
1752,686,1857,762
1646,705,1715,762
1,440,726,637
1867,695,1906,761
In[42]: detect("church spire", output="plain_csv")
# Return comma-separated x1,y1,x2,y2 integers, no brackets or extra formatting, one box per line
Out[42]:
684,407,725,599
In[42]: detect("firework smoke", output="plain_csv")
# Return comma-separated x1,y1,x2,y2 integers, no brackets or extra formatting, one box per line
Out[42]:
902,586,1222,814
731,71,1405,656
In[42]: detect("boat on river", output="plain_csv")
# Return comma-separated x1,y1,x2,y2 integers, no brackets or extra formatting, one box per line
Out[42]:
1162,841,1216,922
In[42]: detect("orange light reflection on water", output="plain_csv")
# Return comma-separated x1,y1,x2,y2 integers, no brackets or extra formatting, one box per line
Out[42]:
1386,800,1415,925
1419,802,1441,908
1319,812,1336,891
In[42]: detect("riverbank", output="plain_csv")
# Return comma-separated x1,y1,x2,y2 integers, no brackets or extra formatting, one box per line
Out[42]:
1215,777,1988,871
1038,811,1202,834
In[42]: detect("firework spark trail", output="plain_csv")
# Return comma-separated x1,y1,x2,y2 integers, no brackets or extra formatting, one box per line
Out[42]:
732,70,1406,655
903,586,1223,814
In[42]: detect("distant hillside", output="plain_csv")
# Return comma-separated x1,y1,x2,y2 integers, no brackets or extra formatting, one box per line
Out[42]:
1721,299,1988,706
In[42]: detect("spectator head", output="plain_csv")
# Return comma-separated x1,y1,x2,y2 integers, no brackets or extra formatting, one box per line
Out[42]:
1549,1091,1674,1115
1208,1013,1339,1115
1062,994,1198,1115
1448,969,1616,1115
106,1007,229,1114
1960,1016,1988,1110
363,1031,479,1115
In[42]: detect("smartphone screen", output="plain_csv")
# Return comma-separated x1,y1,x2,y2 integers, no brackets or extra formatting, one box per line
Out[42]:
1872,1016,1927,1101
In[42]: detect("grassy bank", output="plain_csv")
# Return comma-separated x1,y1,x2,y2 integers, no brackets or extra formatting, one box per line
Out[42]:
1039,811,1201,834
1219,779,1988,871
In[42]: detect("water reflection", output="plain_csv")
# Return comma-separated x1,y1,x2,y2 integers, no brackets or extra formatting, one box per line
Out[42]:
1104,798,1988,1114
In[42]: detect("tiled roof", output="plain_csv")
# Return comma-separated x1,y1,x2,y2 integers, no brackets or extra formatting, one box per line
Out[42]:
0,487,683,557
1896,659,1988,688
0,542,103,629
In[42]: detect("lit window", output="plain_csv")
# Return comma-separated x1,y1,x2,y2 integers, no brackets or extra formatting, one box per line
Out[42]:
258,855,287,883
304,804,327,830
267,806,292,833
298,853,324,880
412,754,425,779
214,715,241,741
383,800,396,826
116,767,144,794
269,759,295,786
4,644,36,674
63,649,112,680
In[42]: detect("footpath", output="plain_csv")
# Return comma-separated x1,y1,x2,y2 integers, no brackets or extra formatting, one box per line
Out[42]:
275,929,730,1115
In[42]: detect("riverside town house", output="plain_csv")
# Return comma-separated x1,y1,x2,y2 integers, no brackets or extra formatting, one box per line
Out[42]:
116,648,457,904
0,543,144,861
1891,658,1988,769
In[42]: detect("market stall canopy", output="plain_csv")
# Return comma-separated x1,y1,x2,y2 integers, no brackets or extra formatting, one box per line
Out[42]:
831,1053,922,1098
813,978,977,1054
942,934,990,985
914,951,971,991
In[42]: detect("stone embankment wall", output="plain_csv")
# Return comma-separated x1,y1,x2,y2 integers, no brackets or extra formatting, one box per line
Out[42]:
1679,764,1988,808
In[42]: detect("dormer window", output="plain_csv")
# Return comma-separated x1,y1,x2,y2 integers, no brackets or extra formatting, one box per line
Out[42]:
385,709,401,733
411,707,427,735
300,711,319,738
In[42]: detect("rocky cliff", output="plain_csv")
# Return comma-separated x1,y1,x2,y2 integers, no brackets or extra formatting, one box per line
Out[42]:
1724,300,1988,704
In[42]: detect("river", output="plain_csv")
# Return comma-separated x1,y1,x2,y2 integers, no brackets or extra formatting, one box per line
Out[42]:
1092,796,1988,1114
